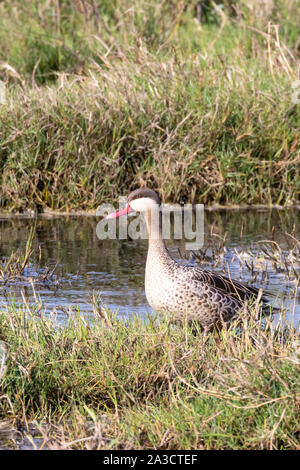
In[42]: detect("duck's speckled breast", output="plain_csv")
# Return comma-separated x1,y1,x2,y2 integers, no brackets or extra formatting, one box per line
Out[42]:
144,246,242,328
145,249,177,313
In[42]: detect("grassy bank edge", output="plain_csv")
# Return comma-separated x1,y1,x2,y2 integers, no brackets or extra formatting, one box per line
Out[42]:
0,304,299,450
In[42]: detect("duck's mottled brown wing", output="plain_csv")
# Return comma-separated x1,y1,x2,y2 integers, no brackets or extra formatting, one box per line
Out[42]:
189,267,272,303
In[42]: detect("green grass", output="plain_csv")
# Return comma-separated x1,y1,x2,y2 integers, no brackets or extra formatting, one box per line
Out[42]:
0,304,299,449
0,0,299,211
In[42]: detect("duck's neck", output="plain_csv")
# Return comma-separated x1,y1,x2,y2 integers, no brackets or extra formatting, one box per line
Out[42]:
144,206,169,261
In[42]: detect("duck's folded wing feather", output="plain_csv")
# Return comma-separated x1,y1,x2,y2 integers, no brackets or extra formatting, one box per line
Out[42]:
188,267,272,303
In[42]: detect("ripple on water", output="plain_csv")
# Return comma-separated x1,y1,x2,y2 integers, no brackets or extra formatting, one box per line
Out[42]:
0,210,299,328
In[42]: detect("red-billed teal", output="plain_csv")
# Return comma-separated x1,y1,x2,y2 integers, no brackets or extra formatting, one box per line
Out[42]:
107,188,273,330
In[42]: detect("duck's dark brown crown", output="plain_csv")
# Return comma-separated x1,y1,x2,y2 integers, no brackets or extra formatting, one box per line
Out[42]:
128,188,161,205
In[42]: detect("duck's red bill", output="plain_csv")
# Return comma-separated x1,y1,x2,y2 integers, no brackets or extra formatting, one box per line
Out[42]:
106,204,131,219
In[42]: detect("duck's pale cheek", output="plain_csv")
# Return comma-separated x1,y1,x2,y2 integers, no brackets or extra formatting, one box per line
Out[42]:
129,197,158,213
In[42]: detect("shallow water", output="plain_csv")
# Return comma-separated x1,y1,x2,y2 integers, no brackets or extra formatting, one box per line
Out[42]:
0,209,299,327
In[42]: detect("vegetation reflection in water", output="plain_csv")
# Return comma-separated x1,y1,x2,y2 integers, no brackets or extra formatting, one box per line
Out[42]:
0,209,299,326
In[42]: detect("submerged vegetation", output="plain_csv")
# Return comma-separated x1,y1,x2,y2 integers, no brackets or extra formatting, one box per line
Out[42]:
0,0,299,211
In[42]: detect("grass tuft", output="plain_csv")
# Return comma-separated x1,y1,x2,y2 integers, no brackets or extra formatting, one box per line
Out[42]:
0,1,299,211
0,304,299,449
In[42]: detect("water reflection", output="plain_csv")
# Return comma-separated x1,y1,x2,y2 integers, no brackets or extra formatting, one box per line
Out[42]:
0,209,299,324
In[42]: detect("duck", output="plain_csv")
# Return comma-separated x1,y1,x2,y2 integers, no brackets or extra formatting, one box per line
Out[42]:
106,188,273,330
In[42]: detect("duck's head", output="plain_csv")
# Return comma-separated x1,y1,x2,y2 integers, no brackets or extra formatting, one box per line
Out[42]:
106,188,161,219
